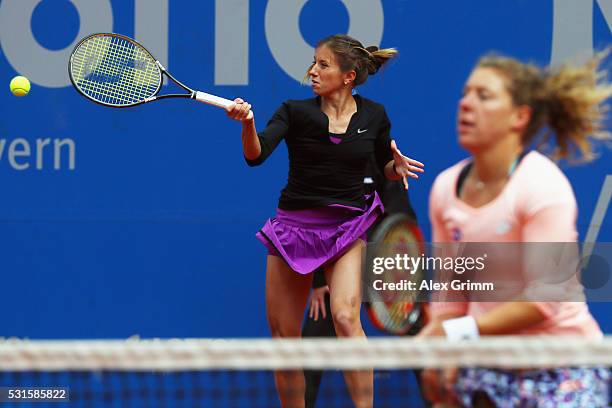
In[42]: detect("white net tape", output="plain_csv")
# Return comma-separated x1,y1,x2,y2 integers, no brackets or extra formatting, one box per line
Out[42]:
1,336,611,371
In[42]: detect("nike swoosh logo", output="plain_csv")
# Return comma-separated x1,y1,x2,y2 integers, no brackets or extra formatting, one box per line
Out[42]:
357,128,368,134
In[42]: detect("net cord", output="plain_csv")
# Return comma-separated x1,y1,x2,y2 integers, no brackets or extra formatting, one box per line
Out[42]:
0,337,611,371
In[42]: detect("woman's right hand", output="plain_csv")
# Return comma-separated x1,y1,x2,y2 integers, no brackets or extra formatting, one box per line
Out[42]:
418,319,460,405
226,98,254,122
416,319,445,337
308,285,330,321
421,367,459,405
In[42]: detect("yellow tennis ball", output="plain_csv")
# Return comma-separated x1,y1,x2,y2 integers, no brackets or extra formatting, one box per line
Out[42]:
10,75,30,97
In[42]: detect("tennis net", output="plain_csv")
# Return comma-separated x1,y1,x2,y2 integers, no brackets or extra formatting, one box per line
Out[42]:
0,336,610,407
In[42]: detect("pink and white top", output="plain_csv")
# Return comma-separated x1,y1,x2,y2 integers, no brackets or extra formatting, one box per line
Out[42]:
429,151,602,338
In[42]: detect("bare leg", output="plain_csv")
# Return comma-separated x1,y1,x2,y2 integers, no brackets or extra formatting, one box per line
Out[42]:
266,255,313,408
325,240,373,408
302,287,335,408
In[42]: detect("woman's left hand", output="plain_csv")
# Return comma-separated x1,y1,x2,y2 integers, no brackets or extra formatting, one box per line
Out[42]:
308,285,330,321
391,140,425,190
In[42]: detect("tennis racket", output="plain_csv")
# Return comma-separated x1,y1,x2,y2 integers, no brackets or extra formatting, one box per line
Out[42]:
365,213,426,335
68,33,250,117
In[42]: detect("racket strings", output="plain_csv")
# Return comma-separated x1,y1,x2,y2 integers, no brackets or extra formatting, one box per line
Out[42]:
73,38,142,104
83,37,134,104
71,35,160,106
92,36,157,103
76,37,132,104
98,36,159,104
72,37,121,101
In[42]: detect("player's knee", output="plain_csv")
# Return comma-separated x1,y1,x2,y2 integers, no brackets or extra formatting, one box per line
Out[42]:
331,305,361,336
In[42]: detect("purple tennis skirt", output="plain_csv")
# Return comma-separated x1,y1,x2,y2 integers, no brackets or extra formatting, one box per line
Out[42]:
256,193,384,274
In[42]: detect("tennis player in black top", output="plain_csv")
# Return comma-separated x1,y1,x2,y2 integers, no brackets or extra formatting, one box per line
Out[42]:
227,34,424,408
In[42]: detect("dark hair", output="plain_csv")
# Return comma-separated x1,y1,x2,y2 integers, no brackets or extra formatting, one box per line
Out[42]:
477,52,612,161
304,34,398,86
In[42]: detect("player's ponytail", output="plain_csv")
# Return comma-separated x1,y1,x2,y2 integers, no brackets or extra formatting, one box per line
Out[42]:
305,34,398,86
541,55,612,161
477,52,612,162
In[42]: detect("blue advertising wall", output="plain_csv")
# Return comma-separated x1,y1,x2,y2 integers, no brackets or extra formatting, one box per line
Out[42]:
0,0,610,338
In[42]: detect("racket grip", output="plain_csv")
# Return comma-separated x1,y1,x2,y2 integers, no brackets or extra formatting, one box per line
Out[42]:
194,91,253,120
195,91,233,108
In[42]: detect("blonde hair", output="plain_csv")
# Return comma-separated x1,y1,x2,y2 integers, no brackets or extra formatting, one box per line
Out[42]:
477,52,612,162
303,34,398,86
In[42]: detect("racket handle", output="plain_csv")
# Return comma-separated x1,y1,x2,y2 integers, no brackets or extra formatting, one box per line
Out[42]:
194,91,253,120
194,91,232,108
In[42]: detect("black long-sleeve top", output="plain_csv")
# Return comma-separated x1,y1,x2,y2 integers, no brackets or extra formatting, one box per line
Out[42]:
246,95,394,210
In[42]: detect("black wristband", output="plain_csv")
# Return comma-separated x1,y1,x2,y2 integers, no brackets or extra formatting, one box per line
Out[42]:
312,268,327,288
